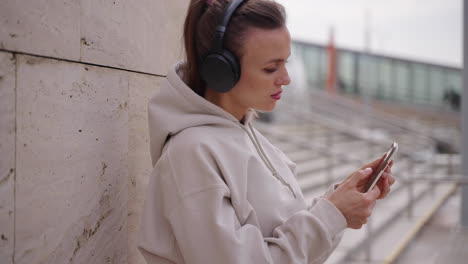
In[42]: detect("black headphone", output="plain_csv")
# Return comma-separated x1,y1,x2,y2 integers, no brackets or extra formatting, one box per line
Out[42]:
199,0,245,93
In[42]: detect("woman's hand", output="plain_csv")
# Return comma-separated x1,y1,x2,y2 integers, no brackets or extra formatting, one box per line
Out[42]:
326,168,380,229
325,155,396,229
335,155,396,198
376,160,395,199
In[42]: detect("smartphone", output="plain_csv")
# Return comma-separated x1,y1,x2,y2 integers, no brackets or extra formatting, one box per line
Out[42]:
362,142,398,193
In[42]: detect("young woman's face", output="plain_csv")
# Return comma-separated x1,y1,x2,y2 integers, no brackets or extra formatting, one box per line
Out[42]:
230,26,291,113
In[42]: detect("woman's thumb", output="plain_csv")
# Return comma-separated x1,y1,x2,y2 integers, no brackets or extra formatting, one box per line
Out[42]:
350,167,373,185
366,184,382,200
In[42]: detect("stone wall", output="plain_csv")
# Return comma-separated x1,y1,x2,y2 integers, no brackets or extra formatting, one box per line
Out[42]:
0,1,188,263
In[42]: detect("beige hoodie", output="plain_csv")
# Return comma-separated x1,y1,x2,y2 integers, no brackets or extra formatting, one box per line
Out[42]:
138,62,347,264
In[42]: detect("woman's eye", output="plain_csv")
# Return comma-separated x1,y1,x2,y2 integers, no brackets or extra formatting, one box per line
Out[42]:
264,68,277,73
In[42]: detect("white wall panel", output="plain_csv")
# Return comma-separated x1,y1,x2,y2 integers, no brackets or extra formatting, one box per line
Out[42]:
15,55,128,264
1,1,190,262
0,0,80,61
79,0,187,75
127,73,161,264
0,0,187,76
0,51,16,264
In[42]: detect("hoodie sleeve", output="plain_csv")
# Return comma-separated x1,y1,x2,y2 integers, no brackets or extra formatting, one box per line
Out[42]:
167,185,346,264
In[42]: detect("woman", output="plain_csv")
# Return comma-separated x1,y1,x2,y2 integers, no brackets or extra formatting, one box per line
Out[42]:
138,0,395,263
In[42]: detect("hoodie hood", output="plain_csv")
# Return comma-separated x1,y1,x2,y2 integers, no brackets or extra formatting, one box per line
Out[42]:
148,62,256,167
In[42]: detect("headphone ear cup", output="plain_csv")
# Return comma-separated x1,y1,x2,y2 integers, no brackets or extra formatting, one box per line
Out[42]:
200,50,240,93
222,49,241,84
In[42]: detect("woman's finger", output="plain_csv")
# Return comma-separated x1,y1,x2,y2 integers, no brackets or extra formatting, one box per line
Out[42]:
366,184,381,200
376,173,391,199
359,155,386,171
388,174,396,186
380,179,390,199
385,160,394,173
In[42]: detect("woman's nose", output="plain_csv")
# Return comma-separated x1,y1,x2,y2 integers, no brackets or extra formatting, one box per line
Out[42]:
276,69,291,86
282,73,291,86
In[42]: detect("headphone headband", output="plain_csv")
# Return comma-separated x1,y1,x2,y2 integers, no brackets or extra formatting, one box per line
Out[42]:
212,0,245,52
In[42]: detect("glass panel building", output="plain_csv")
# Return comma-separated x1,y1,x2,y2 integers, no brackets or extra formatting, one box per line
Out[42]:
291,41,462,111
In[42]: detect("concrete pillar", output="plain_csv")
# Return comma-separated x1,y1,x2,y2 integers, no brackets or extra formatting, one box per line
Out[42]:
0,1,188,263
462,0,468,226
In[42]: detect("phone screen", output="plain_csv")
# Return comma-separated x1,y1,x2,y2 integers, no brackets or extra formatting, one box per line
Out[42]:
362,142,398,193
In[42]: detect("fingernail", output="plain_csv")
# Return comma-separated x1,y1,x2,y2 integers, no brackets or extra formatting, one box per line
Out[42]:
364,167,372,174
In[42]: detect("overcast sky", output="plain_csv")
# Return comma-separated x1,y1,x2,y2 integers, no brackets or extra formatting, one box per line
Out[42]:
276,0,463,67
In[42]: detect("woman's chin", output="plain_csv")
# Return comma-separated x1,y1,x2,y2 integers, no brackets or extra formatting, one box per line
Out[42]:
265,103,277,112
253,101,277,113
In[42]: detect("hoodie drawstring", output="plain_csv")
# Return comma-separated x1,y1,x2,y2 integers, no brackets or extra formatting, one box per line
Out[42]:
241,123,297,199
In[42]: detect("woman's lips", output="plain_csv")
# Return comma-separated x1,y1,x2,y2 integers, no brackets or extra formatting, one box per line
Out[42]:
271,90,282,96
271,90,282,100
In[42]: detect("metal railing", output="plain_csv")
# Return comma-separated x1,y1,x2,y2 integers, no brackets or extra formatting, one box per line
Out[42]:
263,88,464,263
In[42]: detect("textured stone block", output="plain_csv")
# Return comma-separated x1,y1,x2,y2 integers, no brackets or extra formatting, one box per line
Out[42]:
0,0,80,61
0,51,16,264
80,0,187,75
128,73,162,264
1,0,187,75
15,55,128,264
